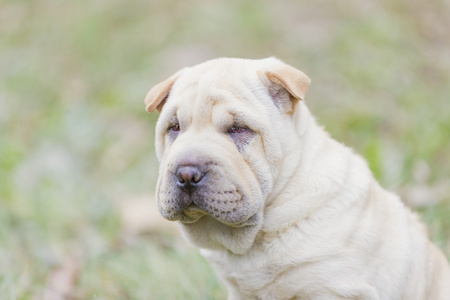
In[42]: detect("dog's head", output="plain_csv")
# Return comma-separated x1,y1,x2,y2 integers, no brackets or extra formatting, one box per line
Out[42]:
146,58,310,253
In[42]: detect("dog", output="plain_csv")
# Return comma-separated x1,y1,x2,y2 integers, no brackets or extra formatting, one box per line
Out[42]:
145,57,450,299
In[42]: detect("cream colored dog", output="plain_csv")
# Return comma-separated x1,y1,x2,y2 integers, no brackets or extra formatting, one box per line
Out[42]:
145,57,450,300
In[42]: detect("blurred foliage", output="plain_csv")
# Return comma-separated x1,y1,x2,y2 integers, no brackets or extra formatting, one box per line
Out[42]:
0,0,449,299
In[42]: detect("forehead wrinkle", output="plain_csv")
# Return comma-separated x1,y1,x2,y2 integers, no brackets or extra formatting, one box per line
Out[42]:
203,79,270,133
191,92,213,130
190,73,230,129
225,85,268,121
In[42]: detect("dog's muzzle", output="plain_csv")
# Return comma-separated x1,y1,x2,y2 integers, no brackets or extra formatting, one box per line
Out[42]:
158,155,260,227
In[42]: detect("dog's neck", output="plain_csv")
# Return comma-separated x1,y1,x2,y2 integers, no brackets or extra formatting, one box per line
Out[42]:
261,102,374,236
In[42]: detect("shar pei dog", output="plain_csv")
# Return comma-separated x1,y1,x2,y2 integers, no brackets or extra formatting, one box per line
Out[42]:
144,57,450,300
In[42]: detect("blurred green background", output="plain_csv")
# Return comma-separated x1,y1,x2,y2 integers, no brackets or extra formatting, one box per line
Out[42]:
1,0,449,299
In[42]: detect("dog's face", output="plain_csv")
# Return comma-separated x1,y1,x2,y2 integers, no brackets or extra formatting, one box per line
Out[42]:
146,58,310,253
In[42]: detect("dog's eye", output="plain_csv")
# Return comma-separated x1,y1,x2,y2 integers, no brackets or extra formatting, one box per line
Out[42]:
167,117,180,133
228,126,247,134
169,123,180,132
227,124,254,151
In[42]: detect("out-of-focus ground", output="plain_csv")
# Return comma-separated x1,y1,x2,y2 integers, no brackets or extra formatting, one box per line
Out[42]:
0,0,449,298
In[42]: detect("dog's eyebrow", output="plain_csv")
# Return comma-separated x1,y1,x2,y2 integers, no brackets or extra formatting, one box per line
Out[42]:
226,109,263,131
158,107,178,128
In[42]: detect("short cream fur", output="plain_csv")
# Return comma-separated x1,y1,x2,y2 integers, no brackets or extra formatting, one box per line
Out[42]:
145,57,450,300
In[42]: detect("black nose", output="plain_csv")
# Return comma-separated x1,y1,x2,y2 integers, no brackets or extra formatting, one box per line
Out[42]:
176,166,204,191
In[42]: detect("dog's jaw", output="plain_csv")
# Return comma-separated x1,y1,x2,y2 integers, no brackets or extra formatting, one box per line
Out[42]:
179,210,264,255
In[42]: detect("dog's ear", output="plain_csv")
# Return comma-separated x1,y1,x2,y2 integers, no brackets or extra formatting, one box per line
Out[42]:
259,62,311,113
145,71,183,113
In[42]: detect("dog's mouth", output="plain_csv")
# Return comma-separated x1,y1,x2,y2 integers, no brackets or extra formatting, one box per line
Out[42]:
180,203,207,223
179,202,260,228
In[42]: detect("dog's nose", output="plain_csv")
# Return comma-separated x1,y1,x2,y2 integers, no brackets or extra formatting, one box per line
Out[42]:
176,166,204,190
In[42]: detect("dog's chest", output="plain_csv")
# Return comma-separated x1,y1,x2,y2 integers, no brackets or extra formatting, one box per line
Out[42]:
201,220,383,300
214,256,295,299
202,245,327,299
